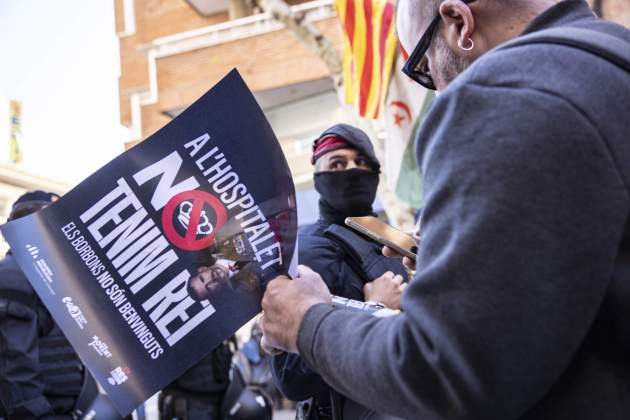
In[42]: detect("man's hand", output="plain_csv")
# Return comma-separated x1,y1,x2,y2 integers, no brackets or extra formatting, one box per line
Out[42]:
382,246,416,270
363,271,406,309
382,221,420,270
261,265,332,354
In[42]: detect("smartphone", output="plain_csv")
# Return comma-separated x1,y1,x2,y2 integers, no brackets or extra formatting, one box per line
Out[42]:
345,216,417,260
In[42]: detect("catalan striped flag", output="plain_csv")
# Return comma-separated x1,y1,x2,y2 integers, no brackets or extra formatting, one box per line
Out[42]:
335,0,398,119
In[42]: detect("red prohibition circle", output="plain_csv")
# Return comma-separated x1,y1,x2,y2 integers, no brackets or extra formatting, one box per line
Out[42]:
162,190,228,251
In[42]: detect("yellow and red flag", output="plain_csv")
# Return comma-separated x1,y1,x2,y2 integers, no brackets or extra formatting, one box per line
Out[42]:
335,0,398,119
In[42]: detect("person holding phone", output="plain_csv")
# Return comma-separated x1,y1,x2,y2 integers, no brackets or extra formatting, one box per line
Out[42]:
270,124,409,420
261,1,630,419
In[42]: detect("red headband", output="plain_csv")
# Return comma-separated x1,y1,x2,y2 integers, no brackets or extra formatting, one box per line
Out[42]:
311,135,351,165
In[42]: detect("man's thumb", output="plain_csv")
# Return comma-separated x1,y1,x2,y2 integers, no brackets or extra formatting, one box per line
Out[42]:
297,264,316,277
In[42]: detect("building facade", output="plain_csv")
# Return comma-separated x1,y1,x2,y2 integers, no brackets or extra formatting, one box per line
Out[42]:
115,0,364,224
0,96,69,253
114,0,629,225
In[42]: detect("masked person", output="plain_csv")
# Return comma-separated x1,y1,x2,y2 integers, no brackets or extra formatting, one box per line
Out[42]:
159,324,237,420
261,1,630,419
159,337,236,420
0,191,99,419
270,124,409,420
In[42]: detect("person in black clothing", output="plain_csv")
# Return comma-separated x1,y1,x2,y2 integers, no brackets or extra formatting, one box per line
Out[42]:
0,191,98,419
158,339,236,420
270,124,409,419
261,1,630,419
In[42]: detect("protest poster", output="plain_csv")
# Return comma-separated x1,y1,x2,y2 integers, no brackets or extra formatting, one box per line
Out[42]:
0,69,298,416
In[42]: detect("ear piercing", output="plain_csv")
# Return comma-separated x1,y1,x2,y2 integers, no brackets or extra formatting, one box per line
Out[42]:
458,37,474,51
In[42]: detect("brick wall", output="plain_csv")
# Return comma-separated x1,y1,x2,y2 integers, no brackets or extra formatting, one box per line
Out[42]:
116,0,231,126
117,0,630,141
154,18,342,123
115,0,338,136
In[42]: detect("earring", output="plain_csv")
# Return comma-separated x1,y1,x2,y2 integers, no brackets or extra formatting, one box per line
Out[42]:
458,37,474,51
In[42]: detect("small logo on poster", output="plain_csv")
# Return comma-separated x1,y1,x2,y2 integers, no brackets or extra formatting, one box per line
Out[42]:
162,190,228,251
61,297,87,330
34,259,54,283
26,244,39,259
178,200,215,236
107,366,130,386
88,335,113,359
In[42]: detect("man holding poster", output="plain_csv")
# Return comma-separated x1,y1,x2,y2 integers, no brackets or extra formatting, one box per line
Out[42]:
259,0,630,419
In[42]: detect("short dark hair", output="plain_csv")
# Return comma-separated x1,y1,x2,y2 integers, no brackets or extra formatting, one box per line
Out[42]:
8,190,59,221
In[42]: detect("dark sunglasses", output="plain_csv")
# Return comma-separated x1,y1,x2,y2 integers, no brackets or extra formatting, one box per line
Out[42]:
402,0,474,90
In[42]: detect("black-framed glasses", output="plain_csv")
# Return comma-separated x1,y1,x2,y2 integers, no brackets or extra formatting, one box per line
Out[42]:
402,0,474,90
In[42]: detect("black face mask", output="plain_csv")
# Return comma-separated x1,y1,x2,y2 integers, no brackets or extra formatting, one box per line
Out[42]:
314,168,379,219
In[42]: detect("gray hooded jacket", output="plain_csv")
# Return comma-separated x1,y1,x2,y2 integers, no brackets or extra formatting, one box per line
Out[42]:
296,1,630,419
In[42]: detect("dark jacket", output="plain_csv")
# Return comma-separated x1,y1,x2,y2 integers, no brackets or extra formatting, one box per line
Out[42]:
159,341,234,420
271,202,408,414
0,253,85,419
296,1,630,419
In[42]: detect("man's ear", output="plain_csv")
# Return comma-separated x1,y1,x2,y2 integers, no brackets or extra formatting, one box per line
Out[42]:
438,0,475,53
